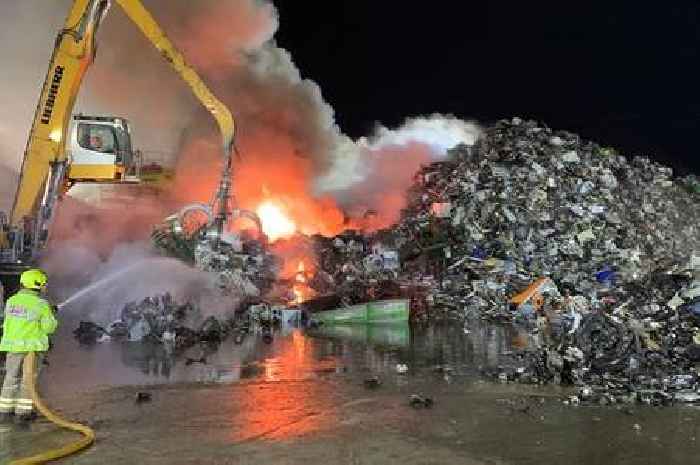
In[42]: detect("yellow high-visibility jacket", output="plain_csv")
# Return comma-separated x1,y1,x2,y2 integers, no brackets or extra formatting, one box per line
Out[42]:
0,289,57,352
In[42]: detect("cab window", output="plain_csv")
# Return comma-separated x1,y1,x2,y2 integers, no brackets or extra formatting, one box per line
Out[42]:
77,124,117,154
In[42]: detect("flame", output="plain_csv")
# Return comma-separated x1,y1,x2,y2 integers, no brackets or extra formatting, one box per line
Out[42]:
170,133,431,301
292,260,315,304
292,288,303,305
172,138,356,239
257,200,296,241
293,260,306,304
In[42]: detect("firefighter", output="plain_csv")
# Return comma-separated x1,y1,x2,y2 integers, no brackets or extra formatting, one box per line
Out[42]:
0,269,57,423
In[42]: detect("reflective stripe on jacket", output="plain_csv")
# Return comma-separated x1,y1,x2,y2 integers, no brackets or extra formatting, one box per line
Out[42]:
0,289,57,352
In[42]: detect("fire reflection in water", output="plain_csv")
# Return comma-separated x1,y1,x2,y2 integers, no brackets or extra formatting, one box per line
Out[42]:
227,330,338,441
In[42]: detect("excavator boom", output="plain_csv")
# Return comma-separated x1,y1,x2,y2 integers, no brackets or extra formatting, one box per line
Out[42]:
11,0,109,226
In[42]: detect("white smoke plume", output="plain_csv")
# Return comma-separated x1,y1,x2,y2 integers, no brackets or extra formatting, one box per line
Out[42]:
316,114,481,223
363,114,482,153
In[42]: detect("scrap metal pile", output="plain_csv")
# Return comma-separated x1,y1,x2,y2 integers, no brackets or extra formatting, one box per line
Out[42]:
295,117,700,403
395,117,699,291
301,117,699,316
74,293,233,350
488,269,700,405
389,117,700,404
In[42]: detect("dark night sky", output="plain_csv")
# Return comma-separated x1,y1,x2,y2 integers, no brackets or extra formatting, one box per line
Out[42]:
274,1,700,175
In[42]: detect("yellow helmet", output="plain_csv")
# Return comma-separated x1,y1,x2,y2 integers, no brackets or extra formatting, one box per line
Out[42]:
20,268,48,290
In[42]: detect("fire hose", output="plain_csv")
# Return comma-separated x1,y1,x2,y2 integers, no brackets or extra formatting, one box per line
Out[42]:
9,352,95,465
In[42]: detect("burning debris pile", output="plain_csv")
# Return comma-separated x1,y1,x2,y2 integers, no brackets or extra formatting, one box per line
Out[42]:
73,116,699,405
271,231,403,310
151,203,278,298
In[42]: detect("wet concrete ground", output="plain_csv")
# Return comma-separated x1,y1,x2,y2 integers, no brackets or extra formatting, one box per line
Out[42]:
1,322,699,464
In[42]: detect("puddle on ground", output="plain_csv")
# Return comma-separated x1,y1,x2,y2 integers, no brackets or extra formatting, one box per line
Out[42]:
43,319,525,396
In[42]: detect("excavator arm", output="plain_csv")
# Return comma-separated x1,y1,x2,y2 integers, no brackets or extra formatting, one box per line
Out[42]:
11,0,109,227
7,0,234,261
115,0,235,237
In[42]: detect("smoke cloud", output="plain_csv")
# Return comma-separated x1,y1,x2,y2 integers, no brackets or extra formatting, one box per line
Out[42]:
324,115,482,226
363,115,482,153
42,241,231,325
48,191,170,259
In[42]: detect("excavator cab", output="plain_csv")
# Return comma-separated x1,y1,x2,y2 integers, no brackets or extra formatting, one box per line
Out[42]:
68,115,136,182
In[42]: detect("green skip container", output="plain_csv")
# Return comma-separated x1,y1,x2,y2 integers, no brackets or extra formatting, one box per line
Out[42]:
310,299,410,325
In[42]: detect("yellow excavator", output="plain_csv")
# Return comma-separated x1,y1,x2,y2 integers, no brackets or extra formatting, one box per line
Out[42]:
0,0,235,275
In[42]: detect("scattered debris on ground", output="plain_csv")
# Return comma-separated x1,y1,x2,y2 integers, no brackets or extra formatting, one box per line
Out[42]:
409,394,434,409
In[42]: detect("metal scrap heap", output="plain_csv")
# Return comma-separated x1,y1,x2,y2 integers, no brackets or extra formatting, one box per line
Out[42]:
291,117,700,404
395,116,699,289
74,293,232,350
300,117,699,321
378,116,700,404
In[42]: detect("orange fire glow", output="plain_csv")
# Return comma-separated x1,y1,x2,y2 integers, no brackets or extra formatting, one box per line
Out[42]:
171,138,359,241
169,132,424,284
257,200,297,241
292,260,315,304
293,287,304,304
226,331,337,441
296,260,306,281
